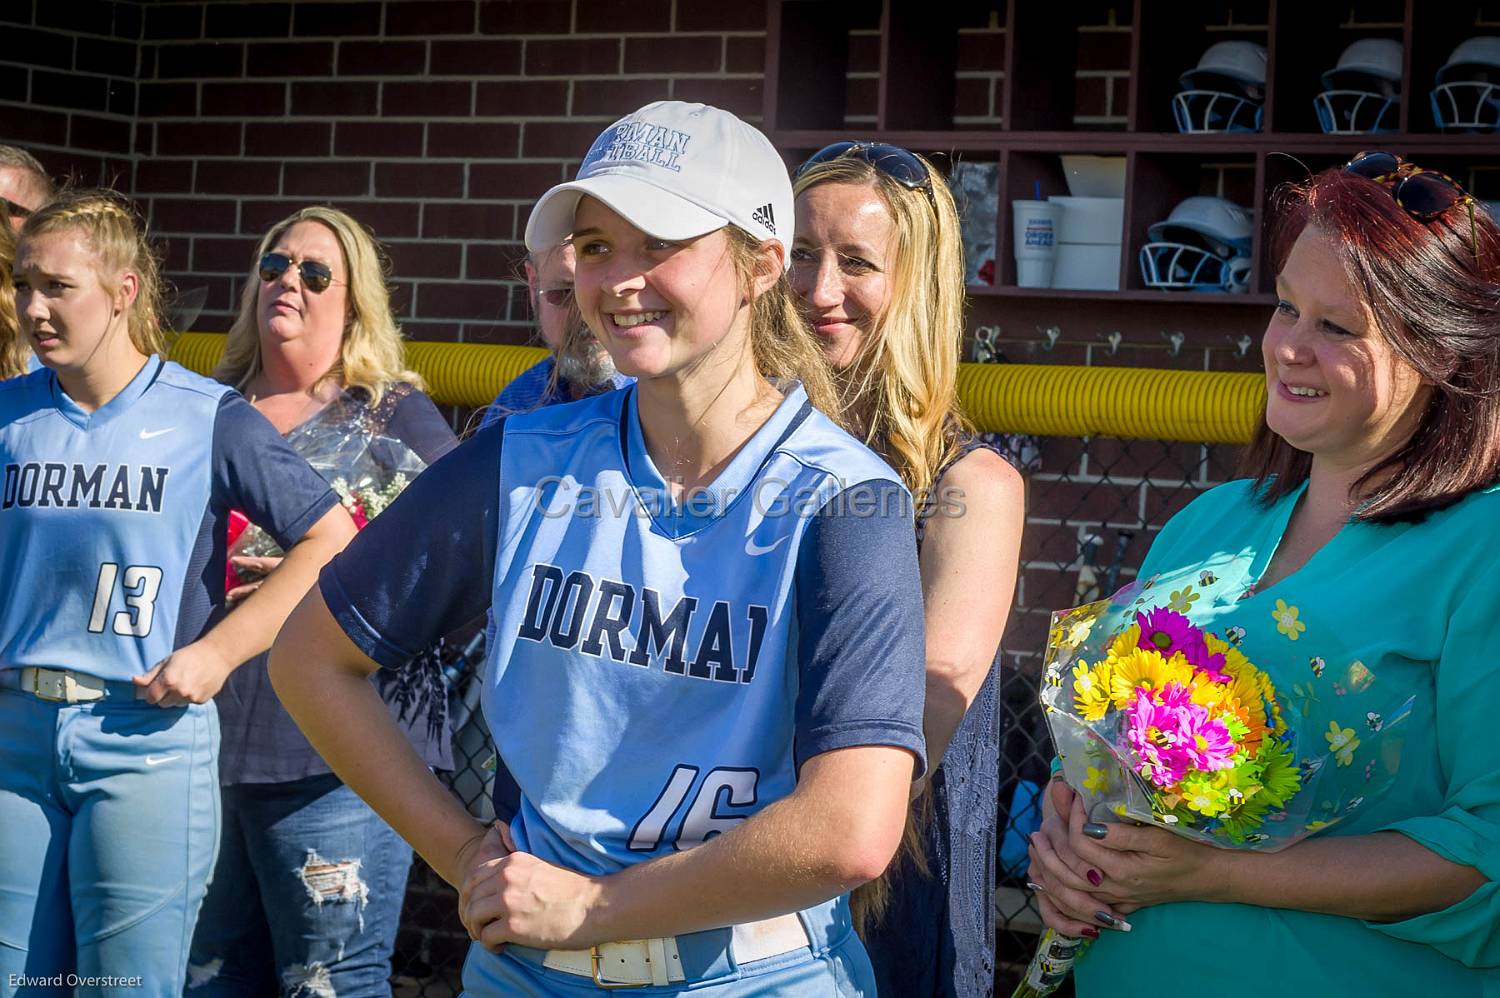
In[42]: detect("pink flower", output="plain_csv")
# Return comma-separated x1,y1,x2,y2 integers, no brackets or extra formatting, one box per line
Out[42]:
1125,682,1238,787
1136,607,1229,681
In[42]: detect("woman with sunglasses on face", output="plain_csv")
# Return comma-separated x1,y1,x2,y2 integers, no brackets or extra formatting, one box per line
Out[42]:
269,101,929,996
790,143,1025,998
189,206,458,997
1028,157,1500,995
0,191,354,996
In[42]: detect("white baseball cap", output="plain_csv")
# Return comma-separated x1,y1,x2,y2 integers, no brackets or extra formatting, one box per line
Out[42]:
524,101,793,269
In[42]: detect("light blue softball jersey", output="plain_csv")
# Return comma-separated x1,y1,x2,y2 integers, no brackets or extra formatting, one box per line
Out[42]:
321,382,929,876
0,356,339,682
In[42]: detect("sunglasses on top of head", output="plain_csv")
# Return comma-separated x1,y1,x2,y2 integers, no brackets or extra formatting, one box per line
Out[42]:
794,141,935,205
258,252,340,294
1343,150,1481,262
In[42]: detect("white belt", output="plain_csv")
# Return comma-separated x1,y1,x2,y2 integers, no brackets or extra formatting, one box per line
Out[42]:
541,912,810,987
9,667,143,703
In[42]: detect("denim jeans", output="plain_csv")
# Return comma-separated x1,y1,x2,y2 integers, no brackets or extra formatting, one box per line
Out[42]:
0,687,220,998
186,773,413,998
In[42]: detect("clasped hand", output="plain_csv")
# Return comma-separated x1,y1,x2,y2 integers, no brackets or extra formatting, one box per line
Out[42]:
1026,778,1228,938
457,820,607,952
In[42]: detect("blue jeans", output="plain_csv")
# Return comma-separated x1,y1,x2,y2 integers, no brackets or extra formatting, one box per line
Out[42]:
0,687,220,997
187,774,413,997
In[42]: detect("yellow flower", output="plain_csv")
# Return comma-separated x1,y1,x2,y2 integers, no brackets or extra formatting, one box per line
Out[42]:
1083,766,1110,794
1107,623,1142,661
1168,584,1200,613
1325,720,1360,766
1107,647,1191,708
1072,661,1112,720
1272,599,1306,640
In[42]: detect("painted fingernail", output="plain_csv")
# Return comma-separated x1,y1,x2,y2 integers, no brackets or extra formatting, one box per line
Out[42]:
1081,926,1100,939
1094,910,1118,928
1116,917,1133,933
1024,880,1047,894
1086,869,1102,886
1082,822,1108,840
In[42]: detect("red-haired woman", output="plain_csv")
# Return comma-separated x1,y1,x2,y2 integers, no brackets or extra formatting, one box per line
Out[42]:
1027,157,1500,994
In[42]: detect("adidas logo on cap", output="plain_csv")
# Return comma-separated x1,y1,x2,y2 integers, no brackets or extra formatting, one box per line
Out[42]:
750,203,776,234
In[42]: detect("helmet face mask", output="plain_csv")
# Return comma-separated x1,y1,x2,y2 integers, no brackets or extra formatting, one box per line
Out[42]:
1139,196,1254,294
1314,89,1401,134
1431,36,1500,132
1173,41,1267,133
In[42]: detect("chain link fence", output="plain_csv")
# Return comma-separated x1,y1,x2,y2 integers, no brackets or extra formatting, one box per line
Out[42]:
387,432,1244,997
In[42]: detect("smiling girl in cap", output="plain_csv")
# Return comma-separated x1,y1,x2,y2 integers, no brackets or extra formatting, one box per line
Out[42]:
270,101,929,994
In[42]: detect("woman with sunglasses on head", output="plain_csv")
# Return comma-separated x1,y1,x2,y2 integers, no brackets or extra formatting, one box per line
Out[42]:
189,206,458,997
0,190,354,995
790,143,1025,998
269,100,930,995
1,220,27,379
1028,156,1500,995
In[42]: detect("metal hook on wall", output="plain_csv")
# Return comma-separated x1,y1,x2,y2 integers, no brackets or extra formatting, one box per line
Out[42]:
973,325,1002,363
1229,334,1254,360
1039,325,1061,352
1161,330,1185,358
1100,331,1122,357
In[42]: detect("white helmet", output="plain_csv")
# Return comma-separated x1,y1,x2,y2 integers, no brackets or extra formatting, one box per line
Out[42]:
1431,37,1500,131
1139,197,1254,294
1316,38,1402,134
1173,41,1267,133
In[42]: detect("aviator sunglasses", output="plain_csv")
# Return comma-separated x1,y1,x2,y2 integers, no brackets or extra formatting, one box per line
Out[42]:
794,141,935,205
258,252,340,293
2,197,34,222
1343,151,1480,262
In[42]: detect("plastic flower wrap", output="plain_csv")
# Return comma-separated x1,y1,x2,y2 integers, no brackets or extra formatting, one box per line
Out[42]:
227,394,427,589
1013,563,1415,996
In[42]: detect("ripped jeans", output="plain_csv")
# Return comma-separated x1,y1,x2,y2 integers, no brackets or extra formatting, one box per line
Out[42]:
186,774,413,997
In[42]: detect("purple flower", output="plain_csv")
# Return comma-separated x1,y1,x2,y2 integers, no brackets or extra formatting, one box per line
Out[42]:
1136,607,1228,681
1125,682,1237,788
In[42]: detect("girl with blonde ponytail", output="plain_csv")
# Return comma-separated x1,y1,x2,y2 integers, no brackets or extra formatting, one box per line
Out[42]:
792,145,1026,997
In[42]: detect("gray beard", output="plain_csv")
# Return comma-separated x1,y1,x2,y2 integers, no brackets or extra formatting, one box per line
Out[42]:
555,338,618,394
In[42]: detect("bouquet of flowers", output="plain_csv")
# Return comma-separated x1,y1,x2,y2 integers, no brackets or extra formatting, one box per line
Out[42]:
227,393,427,590
1013,565,1415,996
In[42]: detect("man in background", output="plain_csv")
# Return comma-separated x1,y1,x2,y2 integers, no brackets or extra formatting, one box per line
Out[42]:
0,146,55,230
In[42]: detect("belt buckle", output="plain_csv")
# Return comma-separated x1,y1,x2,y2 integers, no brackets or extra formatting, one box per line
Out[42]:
590,943,648,989
30,668,67,702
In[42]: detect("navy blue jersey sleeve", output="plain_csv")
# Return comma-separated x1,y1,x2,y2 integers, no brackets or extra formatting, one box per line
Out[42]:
212,392,340,550
319,420,503,668
384,385,458,466
793,479,928,777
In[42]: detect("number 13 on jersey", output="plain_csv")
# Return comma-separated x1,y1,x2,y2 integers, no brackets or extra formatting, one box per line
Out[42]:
88,562,164,637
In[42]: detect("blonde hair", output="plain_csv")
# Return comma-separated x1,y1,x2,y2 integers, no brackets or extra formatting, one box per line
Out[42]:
724,227,844,426
216,205,422,403
18,188,166,359
794,154,973,935
792,154,972,508
0,220,23,379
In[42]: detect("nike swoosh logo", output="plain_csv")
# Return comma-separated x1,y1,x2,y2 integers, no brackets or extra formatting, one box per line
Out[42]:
139,427,176,440
144,754,181,766
745,534,791,557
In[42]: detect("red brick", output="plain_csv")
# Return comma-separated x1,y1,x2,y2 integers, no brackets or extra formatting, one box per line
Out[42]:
1029,477,1143,528
76,37,138,78
473,80,567,116
156,121,243,157
347,200,423,239
283,161,372,197
201,81,286,117
428,39,523,76
0,67,24,103
294,2,382,37
69,116,132,155
386,0,475,35
519,119,608,158
340,40,428,76
139,82,197,117
576,0,669,32
524,38,619,76
193,236,260,274
246,40,334,77
32,70,110,113
375,162,464,198
134,159,195,194
389,281,415,317
206,3,291,39
134,123,154,155
158,236,193,275
291,80,379,116
194,159,282,196
674,3,764,31
623,36,720,74
1077,30,1130,72
157,42,244,80
478,0,571,35
335,121,424,158
149,196,238,233
143,4,203,40
427,122,520,159
382,80,472,117
113,2,144,38
238,197,313,234
107,80,136,116
460,322,533,346
1142,479,1211,528
571,78,671,117
725,36,765,74
244,121,332,157
423,202,513,239
468,163,563,201
464,241,528,280
957,31,1005,72
387,240,464,279
673,78,761,119
401,320,464,343
190,310,234,334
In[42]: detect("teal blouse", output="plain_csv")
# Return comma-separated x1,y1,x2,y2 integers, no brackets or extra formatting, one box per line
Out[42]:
1076,478,1500,996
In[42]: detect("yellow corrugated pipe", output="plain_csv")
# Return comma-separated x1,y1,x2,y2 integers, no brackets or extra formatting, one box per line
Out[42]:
169,334,1265,444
